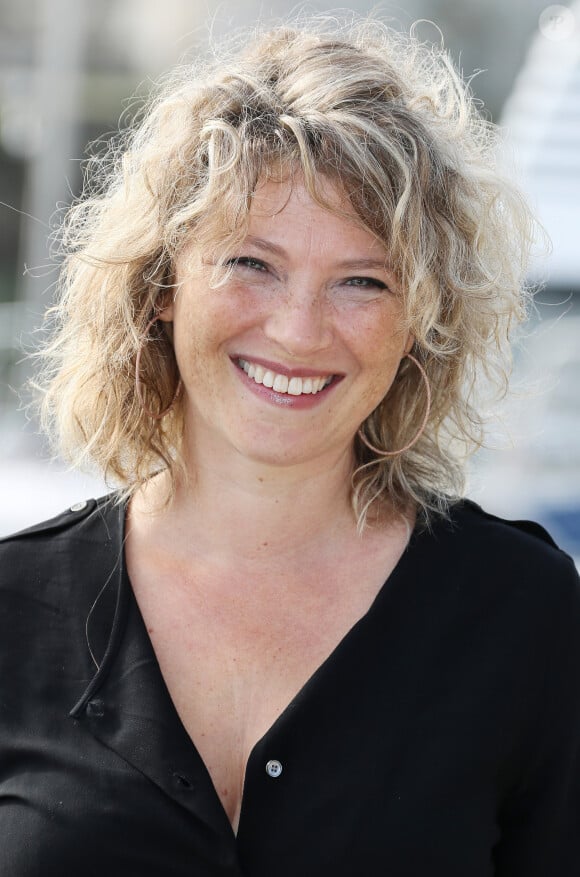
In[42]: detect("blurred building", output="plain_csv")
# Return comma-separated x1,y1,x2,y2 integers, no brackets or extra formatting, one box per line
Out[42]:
501,0,580,290
469,0,580,559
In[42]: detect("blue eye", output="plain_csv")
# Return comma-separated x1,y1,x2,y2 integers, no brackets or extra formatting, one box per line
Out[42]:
345,276,388,289
227,256,267,272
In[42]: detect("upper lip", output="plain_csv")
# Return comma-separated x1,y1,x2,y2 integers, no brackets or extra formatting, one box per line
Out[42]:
231,354,341,379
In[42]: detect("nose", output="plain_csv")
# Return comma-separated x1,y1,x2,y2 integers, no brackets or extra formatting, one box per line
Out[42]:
262,280,334,358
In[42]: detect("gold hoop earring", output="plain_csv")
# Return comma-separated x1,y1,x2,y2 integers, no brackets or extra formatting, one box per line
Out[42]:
135,314,182,420
357,353,431,457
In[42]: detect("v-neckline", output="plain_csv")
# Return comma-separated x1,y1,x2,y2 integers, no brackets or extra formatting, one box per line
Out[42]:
73,496,431,842
131,509,429,839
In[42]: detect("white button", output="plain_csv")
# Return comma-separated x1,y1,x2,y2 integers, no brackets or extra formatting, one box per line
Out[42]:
70,501,88,512
266,759,283,778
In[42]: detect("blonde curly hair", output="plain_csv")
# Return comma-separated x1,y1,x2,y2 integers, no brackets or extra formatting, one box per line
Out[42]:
37,15,538,526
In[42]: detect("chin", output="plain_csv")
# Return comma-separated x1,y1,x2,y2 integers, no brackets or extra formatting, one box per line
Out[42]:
230,434,322,468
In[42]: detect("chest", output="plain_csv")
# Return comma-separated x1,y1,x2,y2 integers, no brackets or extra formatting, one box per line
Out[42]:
127,545,405,833
4,571,520,877
151,616,331,832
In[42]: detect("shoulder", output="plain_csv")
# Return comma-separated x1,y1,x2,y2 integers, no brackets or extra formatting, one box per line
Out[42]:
443,498,576,569
429,498,580,627
0,495,127,709
0,493,120,545
0,493,124,605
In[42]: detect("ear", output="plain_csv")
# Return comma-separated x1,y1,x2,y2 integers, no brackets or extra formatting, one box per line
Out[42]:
155,290,175,322
404,332,415,355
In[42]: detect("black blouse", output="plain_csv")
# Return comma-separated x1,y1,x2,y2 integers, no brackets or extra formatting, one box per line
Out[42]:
1,495,579,876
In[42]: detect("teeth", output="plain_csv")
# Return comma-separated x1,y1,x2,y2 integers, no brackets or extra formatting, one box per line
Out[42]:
238,359,333,396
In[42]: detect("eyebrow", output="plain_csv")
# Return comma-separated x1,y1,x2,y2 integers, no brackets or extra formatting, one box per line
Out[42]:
244,236,392,273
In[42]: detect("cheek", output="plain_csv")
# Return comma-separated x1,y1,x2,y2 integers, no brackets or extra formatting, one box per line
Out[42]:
359,361,401,410
344,308,408,363
171,291,258,384
173,293,226,350
342,313,409,399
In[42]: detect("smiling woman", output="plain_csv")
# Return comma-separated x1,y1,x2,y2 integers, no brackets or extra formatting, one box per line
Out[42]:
1,13,579,877
159,176,412,470
33,17,534,521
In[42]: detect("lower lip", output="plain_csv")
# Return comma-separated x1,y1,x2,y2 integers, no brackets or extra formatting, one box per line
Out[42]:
233,361,341,410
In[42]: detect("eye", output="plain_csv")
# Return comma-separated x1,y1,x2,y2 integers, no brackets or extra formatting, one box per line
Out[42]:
226,256,268,272
344,276,389,291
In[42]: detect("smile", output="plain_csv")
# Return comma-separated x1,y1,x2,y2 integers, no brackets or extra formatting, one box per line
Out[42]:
238,358,334,396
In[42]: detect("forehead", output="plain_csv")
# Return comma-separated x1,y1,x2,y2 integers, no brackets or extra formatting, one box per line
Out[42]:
175,173,391,275
245,176,389,260
249,173,357,222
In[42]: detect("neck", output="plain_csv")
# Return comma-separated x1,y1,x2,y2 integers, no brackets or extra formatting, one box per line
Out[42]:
133,443,364,566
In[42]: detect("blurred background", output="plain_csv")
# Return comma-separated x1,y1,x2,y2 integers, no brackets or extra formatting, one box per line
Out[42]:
0,0,579,561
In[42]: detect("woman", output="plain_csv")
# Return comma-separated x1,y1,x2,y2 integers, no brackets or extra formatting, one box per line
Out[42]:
1,16,579,877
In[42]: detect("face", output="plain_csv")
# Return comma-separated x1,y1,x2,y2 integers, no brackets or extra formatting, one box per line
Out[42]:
161,176,412,470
